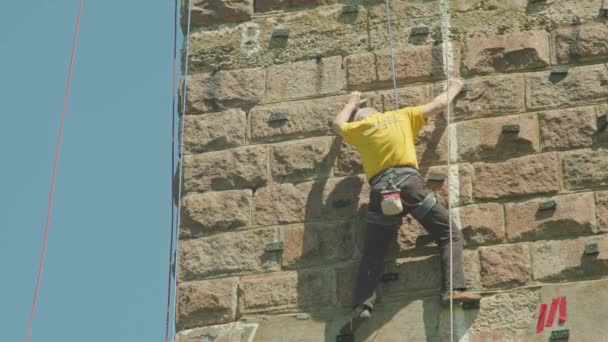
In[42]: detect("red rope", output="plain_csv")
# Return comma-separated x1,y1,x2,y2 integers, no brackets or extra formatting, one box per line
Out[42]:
26,1,83,341
164,0,179,340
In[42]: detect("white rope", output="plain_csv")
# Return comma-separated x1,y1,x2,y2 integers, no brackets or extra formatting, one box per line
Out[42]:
383,0,400,110
170,0,194,340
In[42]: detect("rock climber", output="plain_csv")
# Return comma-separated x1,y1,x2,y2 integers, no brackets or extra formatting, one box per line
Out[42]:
332,78,481,323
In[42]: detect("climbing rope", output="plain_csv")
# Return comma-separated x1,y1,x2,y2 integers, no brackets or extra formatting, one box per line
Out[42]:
26,1,84,341
164,0,180,340
166,0,194,341
383,0,400,110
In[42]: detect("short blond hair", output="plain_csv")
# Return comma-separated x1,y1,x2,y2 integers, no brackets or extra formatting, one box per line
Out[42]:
354,107,379,120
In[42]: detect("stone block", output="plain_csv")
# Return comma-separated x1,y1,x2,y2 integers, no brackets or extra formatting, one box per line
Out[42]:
553,23,608,64
178,227,279,281
344,52,377,90
271,136,334,183
334,140,364,177
448,74,526,120
473,153,559,200
540,106,596,151
454,113,539,162
531,235,608,281
596,191,608,232
379,85,431,111
526,64,608,110
240,268,332,312
175,322,245,342
183,145,269,193
187,5,370,72
254,0,337,12
415,114,448,166
253,183,308,225
504,192,597,241
249,95,348,143
335,262,358,307
452,203,505,246
464,249,482,291
185,68,264,114
245,314,327,342
281,221,355,269
187,0,253,27
176,278,239,330
183,109,247,153
266,56,345,103
479,243,531,288
180,190,252,239
462,30,550,76
392,217,429,255
561,148,608,190
423,164,475,206
381,255,442,295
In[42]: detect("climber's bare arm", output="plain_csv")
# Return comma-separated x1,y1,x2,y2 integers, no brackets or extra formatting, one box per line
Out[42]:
423,78,464,119
332,91,366,135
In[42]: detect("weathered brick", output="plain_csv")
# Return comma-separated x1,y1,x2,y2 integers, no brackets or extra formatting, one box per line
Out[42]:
381,255,442,294
596,103,608,144
187,0,253,27
344,52,377,90
266,56,345,102
391,217,430,255
526,64,608,109
335,262,358,307
553,23,608,64
416,116,448,165
479,243,531,288
452,203,505,246
187,6,370,72
176,322,244,342
271,136,334,183
368,0,441,24
282,221,355,268
255,0,337,12
462,30,550,76
180,190,252,239
597,191,608,232
249,95,348,143
240,269,332,312
248,314,328,342
473,153,559,200
540,107,596,151
448,74,526,120
176,278,239,331
376,44,459,86
183,146,269,193
505,193,597,241
334,141,364,177
454,113,539,161
423,164,475,206
464,249,482,291
178,227,279,281
253,176,368,226
561,148,608,190
532,235,608,281
184,109,246,153
185,68,264,113
379,85,431,111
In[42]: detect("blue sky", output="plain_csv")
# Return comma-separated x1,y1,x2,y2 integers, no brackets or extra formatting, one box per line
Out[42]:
0,1,180,341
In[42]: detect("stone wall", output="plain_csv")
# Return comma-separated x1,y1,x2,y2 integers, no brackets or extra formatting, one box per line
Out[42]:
175,0,608,341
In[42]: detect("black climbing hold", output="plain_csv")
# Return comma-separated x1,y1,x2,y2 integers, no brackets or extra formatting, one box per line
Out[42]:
584,243,599,255
600,7,608,17
462,300,480,310
342,4,358,13
551,65,569,75
269,112,289,122
332,198,353,208
550,329,570,340
597,114,607,132
411,26,430,36
380,272,399,282
336,334,354,342
460,84,470,93
264,241,284,252
427,173,446,182
271,28,289,38
538,200,557,211
502,124,520,133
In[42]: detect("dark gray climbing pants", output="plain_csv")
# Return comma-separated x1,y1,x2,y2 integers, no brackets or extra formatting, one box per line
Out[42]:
353,166,465,310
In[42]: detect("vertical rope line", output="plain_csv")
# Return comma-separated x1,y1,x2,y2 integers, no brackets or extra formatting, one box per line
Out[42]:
164,0,179,341
26,1,83,341
383,0,399,110
170,0,194,340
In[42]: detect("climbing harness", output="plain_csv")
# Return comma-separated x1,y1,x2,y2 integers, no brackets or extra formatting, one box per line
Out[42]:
409,192,438,221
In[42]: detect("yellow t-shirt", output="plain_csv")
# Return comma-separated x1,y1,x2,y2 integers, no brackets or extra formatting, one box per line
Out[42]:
340,106,427,181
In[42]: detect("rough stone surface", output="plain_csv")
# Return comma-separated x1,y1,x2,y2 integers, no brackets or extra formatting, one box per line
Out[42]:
526,64,608,109
462,30,550,76
596,191,608,232
334,140,364,177
183,109,247,153
452,203,505,246
415,115,448,165
187,0,253,27
344,52,377,90
473,153,559,200
175,322,244,342
178,227,279,281
381,255,442,295
379,85,431,112
249,95,348,143
553,23,608,64
180,190,252,239
254,0,337,12
183,146,269,192
532,235,608,281
252,183,307,225
335,262,358,307
561,148,608,190
281,221,355,269
240,269,332,312
423,164,475,206
454,113,539,161
176,278,239,330
479,243,532,288
540,106,597,151
244,314,327,342
265,56,345,103
504,192,597,241
185,68,265,114
271,136,333,183
464,249,483,291
449,74,526,120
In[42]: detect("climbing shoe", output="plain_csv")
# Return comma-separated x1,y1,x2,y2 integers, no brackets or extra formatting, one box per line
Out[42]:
440,290,481,307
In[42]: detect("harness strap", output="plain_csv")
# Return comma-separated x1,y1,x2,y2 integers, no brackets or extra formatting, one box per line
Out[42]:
409,192,437,221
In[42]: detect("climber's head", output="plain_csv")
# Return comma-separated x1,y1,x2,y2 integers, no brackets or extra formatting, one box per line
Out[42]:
354,107,379,121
